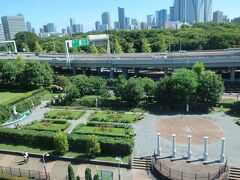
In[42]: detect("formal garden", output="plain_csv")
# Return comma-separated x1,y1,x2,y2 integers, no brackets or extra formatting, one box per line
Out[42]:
1,58,240,167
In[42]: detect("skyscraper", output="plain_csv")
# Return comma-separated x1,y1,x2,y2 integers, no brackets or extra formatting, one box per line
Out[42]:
95,21,100,31
47,23,56,33
43,25,48,33
114,21,120,29
125,17,130,29
26,21,32,32
204,0,213,22
1,14,26,40
118,7,125,29
213,11,223,22
70,18,75,28
147,15,155,28
0,24,5,41
101,11,111,30
156,9,167,28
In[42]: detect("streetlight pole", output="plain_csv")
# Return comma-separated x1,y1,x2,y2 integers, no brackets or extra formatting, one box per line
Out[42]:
115,157,122,180
42,152,49,180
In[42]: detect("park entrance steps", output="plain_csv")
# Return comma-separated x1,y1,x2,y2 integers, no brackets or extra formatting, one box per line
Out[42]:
228,167,240,180
132,156,151,170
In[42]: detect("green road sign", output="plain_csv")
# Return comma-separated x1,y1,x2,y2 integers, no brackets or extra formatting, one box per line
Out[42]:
72,38,90,47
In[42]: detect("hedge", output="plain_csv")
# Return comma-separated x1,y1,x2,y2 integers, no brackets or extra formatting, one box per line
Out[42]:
0,173,28,180
86,121,133,129
68,134,134,156
16,96,41,113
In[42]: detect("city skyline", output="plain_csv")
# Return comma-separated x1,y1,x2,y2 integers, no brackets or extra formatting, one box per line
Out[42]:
0,0,239,32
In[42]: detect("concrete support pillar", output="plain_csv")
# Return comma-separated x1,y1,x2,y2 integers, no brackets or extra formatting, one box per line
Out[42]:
220,138,226,163
109,68,114,79
134,68,140,77
96,68,101,76
203,136,208,161
157,133,161,157
122,68,128,79
187,135,192,159
230,67,236,81
72,67,77,75
164,68,168,78
172,134,176,158
81,68,86,75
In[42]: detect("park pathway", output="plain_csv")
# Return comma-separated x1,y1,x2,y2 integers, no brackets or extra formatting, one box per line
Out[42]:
65,110,94,134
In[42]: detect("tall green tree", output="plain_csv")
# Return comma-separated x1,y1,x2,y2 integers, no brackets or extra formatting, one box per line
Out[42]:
0,61,18,86
88,46,99,54
141,39,152,53
114,75,128,97
85,168,92,180
53,132,69,155
86,135,101,158
15,32,40,52
114,39,123,53
127,42,136,53
34,41,43,53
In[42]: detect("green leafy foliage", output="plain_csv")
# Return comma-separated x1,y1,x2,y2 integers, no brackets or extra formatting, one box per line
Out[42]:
85,168,92,180
53,132,69,155
86,135,101,158
68,164,75,180
141,39,152,53
93,174,100,180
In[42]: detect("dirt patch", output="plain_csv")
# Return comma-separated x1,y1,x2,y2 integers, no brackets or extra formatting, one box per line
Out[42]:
155,116,224,145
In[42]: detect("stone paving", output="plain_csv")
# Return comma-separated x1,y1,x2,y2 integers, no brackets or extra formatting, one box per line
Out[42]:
133,112,240,167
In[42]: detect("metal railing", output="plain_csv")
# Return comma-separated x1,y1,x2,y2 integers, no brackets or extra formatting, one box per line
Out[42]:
152,156,228,180
0,165,50,180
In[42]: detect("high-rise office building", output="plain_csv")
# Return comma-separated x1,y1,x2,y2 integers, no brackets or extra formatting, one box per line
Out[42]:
47,23,56,33
31,28,35,33
232,17,240,23
70,18,75,28
1,14,26,40
67,26,71,35
39,28,44,34
0,24,5,41
204,0,213,22
147,15,155,28
141,22,147,30
43,25,48,33
125,17,130,29
131,19,138,26
95,21,100,31
26,21,32,32
156,9,167,28
118,7,125,29
101,11,111,30
223,15,229,23
213,11,223,22
170,6,175,21
114,21,120,29
78,24,84,33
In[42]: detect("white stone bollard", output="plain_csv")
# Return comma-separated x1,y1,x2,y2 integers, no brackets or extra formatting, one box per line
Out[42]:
187,135,192,159
220,138,226,163
172,134,176,158
157,133,161,157
203,136,208,161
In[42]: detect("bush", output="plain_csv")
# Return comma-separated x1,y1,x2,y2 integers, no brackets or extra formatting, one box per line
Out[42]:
68,164,75,180
86,135,101,158
16,95,41,113
53,132,69,155
0,105,11,123
93,174,100,180
85,168,92,180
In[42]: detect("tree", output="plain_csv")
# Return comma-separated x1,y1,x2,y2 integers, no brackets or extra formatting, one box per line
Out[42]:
54,75,71,89
88,46,99,54
53,132,69,155
139,77,156,101
34,41,43,53
93,174,100,180
127,42,136,53
76,176,81,180
86,135,101,158
114,39,123,53
121,78,145,106
193,62,205,76
68,164,75,180
0,61,18,86
141,39,152,53
71,75,90,97
196,70,224,110
88,76,108,96
85,168,92,180
20,61,54,90
15,32,40,52
0,105,11,123
151,35,167,52
114,75,128,97
170,69,198,106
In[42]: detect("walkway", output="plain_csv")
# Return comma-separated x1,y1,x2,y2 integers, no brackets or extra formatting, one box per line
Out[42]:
65,110,94,134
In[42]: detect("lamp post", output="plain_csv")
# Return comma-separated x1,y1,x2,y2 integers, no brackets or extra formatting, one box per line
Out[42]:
115,157,122,180
42,152,49,180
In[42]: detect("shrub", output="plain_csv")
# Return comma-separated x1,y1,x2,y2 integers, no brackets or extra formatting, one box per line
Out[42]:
85,168,92,180
0,105,11,123
93,174,100,180
68,164,75,180
53,132,69,155
86,135,101,158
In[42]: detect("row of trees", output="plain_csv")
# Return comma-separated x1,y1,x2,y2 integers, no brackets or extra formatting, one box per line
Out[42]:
0,58,54,90
114,62,224,111
11,23,240,54
68,165,99,180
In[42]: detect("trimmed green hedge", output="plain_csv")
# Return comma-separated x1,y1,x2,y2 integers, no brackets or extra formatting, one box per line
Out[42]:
16,96,41,113
86,121,132,128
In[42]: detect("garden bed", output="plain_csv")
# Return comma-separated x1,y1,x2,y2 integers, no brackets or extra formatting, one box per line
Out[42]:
25,120,70,132
89,111,143,123
44,110,85,120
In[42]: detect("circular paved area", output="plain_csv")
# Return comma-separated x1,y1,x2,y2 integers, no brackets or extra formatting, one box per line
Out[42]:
155,116,224,145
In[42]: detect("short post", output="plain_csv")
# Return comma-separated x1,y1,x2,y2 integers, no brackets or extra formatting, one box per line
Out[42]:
203,136,208,161
172,134,176,158
157,133,161,157
18,168,21,177
187,135,192,159
220,138,226,163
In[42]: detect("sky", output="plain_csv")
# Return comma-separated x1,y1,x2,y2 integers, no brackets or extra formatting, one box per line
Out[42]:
0,0,239,32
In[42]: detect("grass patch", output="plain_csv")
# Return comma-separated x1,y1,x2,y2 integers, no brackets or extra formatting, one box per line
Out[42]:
25,120,70,132
73,124,135,138
213,98,235,113
89,111,143,123
0,173,28,180
44,110,85,120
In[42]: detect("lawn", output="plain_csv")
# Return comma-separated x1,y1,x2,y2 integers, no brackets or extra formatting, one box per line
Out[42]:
73,124,135,137
0,91,29,104
44,110,85,120
89,111,143,123
213,98,235,113
25,120,70,132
